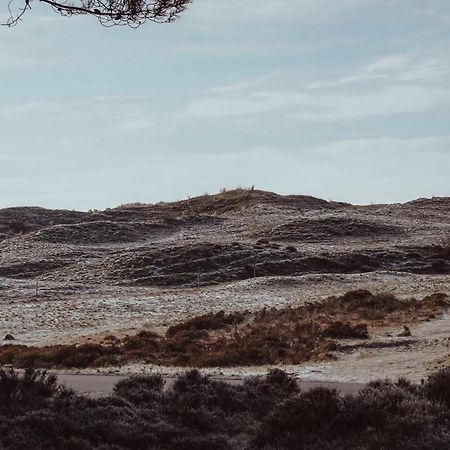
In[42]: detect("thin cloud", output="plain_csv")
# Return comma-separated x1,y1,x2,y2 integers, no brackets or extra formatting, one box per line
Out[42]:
191,0,375,26
93,94,154,102
181,85,450,121
0,53,37,69
0,101,60,116
208,72,284,95
292,85,450,121
309,53,450,88
117,116,156,133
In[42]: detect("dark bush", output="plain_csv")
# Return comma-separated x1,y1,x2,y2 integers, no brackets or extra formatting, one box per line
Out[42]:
166,311,245,338
321,321,369,339
0,368,60,417
254,387,341,447
2,368,450,449
0,344,119,369
424,367,450,408
113,373,165,406
8,217,30,234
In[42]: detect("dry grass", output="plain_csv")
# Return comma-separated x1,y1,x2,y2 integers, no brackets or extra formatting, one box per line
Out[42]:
0,290,447,369
166,310,246,338
5,217,30,234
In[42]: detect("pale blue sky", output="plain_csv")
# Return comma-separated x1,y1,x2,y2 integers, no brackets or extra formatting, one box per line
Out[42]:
1,0,449,209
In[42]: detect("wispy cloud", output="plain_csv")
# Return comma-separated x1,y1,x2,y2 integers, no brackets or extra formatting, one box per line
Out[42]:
0,100,61,116
6,134,446,209
309,53,450,88
208,72,284,95
190,0,375,26
292,85,450,121
181,85,450,121
117,116,155,133
182,50,450,122
0,53,37,69
93,94,154,102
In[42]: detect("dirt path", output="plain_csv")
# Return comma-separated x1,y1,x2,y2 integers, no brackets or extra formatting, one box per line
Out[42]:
299,314,450,383
55,372,364,396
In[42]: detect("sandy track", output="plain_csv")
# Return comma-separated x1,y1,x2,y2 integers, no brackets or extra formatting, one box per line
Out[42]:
55,372,364,396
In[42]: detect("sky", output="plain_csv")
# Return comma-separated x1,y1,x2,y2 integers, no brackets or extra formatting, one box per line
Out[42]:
0,0,449,210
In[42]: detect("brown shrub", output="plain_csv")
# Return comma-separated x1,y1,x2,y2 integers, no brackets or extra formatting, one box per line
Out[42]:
166,310,246,338
1,290,447,370
122,330,159,352
0,344,119,369
315,290,448,323
8,217,30,234
321,321,369,339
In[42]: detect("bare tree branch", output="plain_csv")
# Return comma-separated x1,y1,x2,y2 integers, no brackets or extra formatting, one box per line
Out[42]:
6,0,31,26
3,0,191,27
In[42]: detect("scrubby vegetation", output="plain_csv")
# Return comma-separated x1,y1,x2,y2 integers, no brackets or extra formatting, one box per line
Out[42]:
165,310,246,338
269,216,403,242
108,241,450,288
0,291,447,370
1,367,450,449
4,216,30,234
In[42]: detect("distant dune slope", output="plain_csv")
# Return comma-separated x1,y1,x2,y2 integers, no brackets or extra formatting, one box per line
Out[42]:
0,189,449,286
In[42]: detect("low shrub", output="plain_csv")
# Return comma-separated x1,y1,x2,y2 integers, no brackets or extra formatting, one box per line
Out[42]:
7,217,30,234
0,344,119,369
1,290,447,370
424,367,450,408
320,321,369,339
0,368,60,417
2,368,450,449
166,311,246,338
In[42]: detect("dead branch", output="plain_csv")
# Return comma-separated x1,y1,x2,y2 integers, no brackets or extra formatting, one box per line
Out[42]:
3,0,191,27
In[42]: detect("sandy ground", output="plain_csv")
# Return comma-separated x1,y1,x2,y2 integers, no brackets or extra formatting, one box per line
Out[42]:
1,192,450,382
2,272,449,347
52,306,450,385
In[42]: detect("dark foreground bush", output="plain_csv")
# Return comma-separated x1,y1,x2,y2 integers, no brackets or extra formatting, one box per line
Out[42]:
2,367,450,449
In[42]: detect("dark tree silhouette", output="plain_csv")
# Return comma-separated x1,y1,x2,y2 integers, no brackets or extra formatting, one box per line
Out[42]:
4,0,191,27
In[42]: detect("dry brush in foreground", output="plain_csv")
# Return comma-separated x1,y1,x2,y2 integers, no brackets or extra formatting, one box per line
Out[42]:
1,290,447,369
